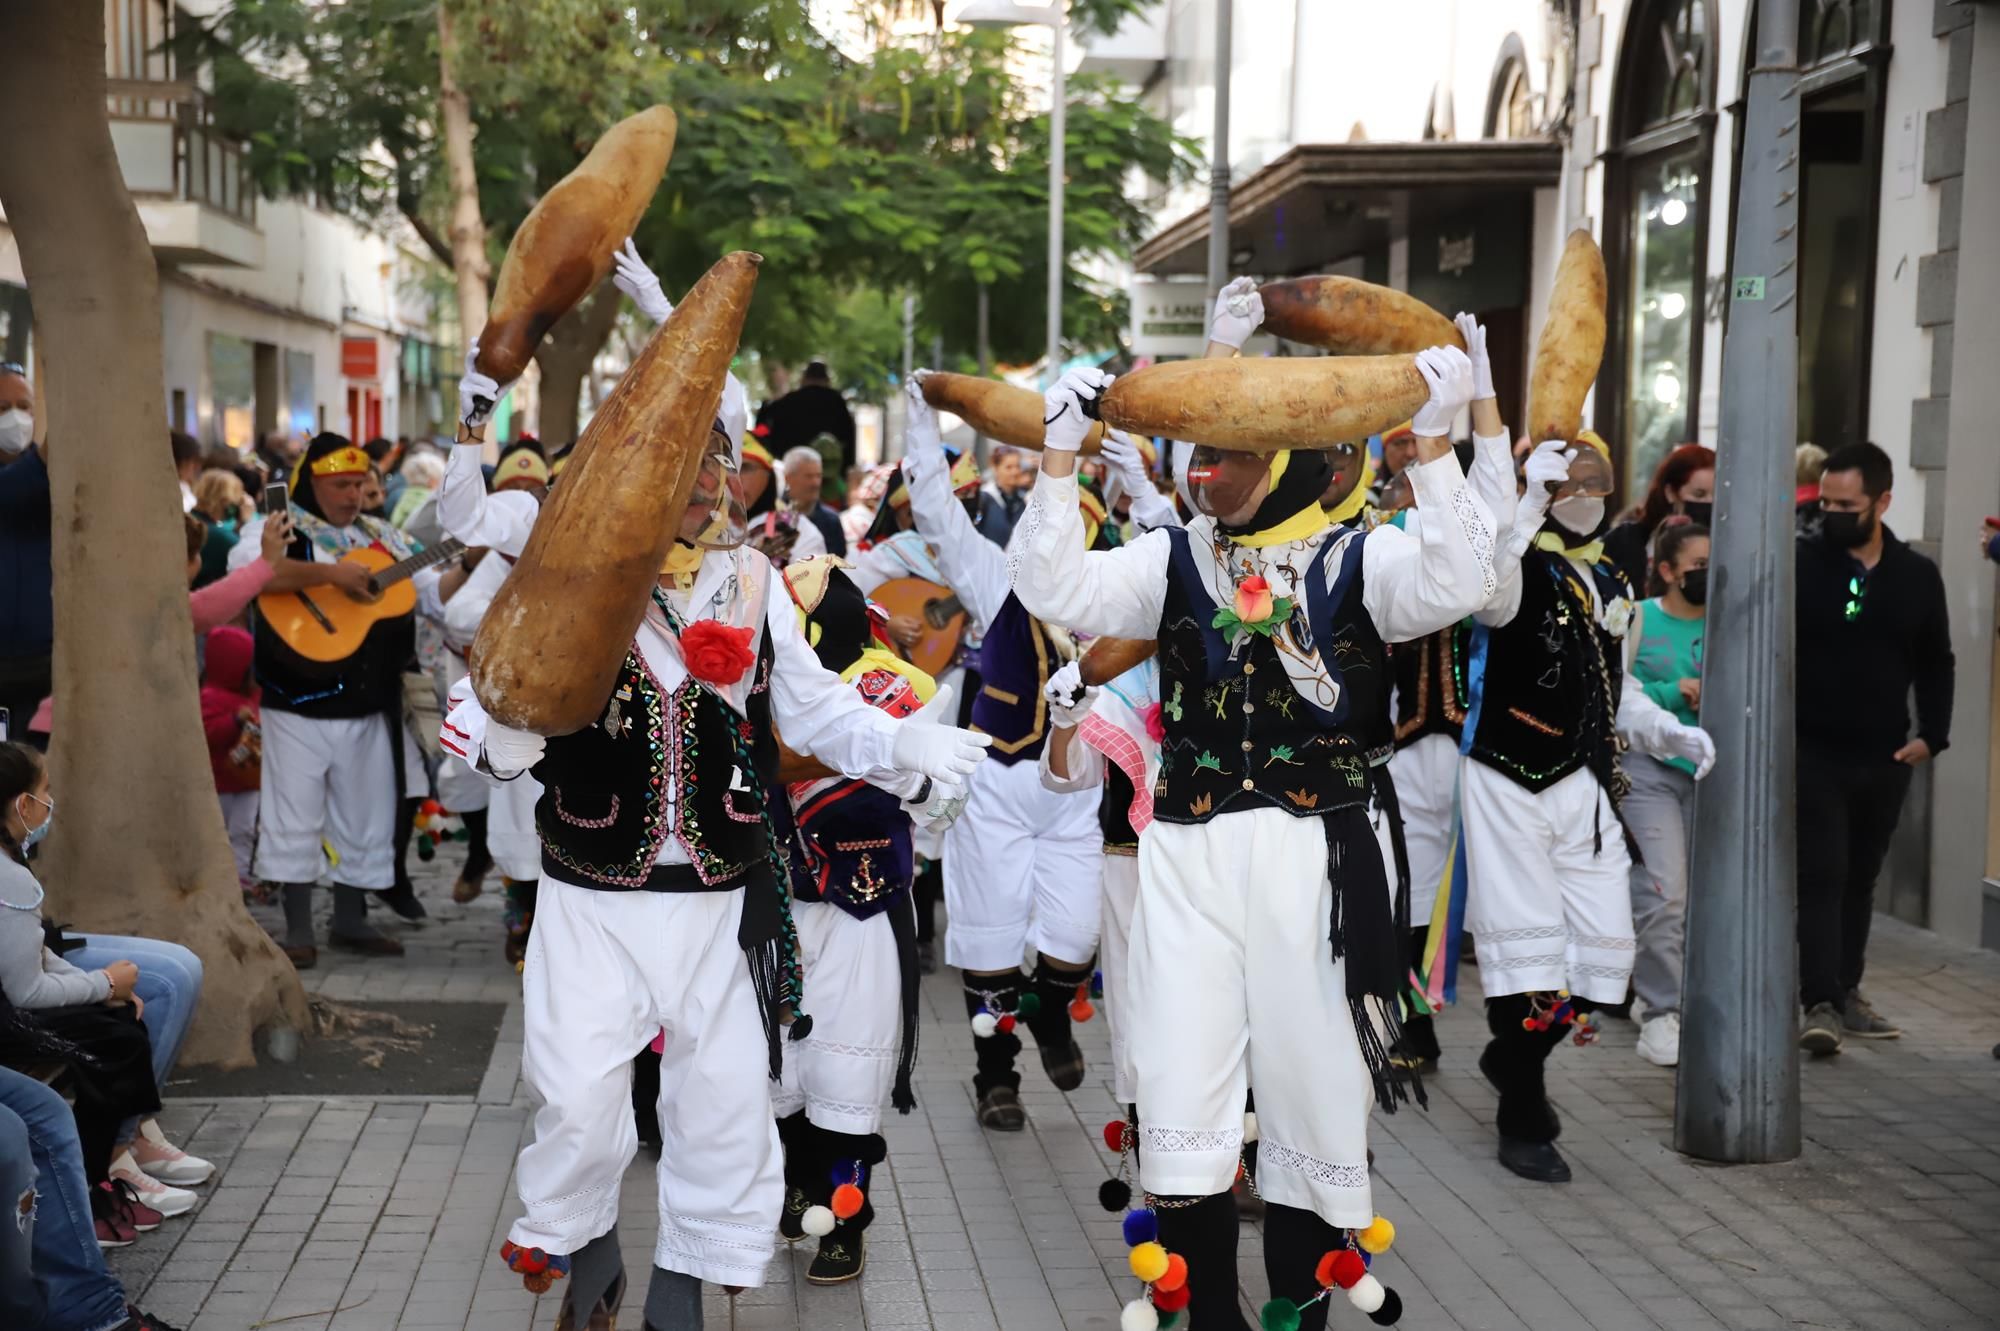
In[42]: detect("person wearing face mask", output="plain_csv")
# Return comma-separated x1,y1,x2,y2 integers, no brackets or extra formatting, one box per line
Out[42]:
0,362,53,749
1794,443,1952,1054
1618,522,1710,1068
1601,443,1715,594
1460,435,1714,1183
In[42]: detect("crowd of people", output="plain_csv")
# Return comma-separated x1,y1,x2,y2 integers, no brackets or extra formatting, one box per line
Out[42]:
0,238,1966,1330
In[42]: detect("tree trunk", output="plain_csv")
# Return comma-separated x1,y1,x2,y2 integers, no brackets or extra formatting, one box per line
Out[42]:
531,285,623,446
0,1,307,1069
438,1,490,343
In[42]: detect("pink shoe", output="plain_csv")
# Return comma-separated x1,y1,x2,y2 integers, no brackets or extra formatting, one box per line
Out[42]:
131,1120,214,1186
96,1180,163,1234
111,1149,199,1217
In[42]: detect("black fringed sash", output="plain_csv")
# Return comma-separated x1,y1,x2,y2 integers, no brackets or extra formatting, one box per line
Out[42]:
1322,800,1427,1114
887,891,920,1113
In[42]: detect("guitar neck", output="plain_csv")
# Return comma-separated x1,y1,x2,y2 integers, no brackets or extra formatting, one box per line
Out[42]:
372,538,466,589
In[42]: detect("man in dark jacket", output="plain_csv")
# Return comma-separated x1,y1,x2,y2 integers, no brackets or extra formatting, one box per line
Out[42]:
0,363,50,748
1795,442,1953,1053
757,362,857,473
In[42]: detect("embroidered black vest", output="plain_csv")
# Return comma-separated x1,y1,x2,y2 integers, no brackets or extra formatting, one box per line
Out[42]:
534,638,778,890
1465,551,1630,796
1391,623,1471,749
969,592,1062,766
782,779,913,919
1152,527,1387,824
255,526,416,720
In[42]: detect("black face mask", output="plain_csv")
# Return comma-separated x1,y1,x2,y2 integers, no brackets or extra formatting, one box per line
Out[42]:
1820,508,1874,549
1678,567,1708,606
1678,499,1713,526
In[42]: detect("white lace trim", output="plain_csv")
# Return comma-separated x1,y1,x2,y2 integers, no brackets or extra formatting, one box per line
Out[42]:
1259,1140,1370,1190
1141,1125,1243,1155
806,1094,883,1122
1452,485,1498,600
1480,925,1565,944
806,1040,897,1060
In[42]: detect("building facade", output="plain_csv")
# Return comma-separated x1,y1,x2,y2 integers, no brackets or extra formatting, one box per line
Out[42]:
1100,0,2000,947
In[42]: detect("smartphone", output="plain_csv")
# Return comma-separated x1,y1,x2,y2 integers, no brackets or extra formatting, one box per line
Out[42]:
262,481,290,517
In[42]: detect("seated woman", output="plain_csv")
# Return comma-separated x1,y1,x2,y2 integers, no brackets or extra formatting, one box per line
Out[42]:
0,743,213,1225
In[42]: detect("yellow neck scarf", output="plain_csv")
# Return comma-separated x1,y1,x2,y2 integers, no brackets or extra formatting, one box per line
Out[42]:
1533,531,1604,567
1219,451,1333,548
660,541,705,588
841,646,938,702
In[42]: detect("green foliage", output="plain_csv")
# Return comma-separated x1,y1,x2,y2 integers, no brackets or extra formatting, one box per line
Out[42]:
179,1,1197,375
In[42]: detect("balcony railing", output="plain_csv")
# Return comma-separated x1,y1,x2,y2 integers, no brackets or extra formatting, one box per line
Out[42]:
106,77,257,227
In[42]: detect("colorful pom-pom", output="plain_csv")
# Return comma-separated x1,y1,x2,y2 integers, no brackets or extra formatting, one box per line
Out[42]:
1314,1252,1339,1288
1358,1217,1395,1254
1324,1249,1366,1289
1157,1312,1180,1329
996,1013,1017,1035
1367,1287,1403,1326
830,1162,866,1188
1091,970,1105,998
1128,1241,1169,1283
830,1184,864,1220
1122,1208,1159,1247
1098,1178,1132,1211
801,1205,837,1238
1155,1253,1188,1294
1347,1273,1386,1314
421,799,444,816
1242,1111,1260,1143
1016,992,1042,1017
413,812,433,830
1103,1121,1128,1153
970,1012,998,1038
1154,1279,1191,1313
1070,997,1095,1022
1119,1298,1160,1331
1259,1297,1302,1331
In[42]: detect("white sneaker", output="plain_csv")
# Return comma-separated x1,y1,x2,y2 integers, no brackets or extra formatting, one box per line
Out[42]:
132,1119,215,1186
1636,1013,1681,1067
110,1149,199,1218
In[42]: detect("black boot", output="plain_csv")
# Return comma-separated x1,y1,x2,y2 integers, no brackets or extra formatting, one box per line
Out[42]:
1154,1192,1252,1331
777,1111,813,1243
807,1130,884,1285
384,796,428,919
1264,1203,1346,1331
963,978,1026,1130
1022,957,1090,1091
556,1230,627,1331
453,807,493,902
642,1265,703,1331
1481,995,1571,1182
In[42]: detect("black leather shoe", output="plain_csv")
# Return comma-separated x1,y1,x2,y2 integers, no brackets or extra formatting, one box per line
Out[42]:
379,881,428,921
806,1233,865,1284
1497,1136,1571,1183
1038,1039,1086,1092
975,1085,1026,1131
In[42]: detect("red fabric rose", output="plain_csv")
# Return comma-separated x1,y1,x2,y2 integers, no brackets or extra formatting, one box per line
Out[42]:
679,619,756,685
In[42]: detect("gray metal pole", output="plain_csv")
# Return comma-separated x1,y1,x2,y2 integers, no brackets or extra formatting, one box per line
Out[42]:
1675,0,1802,1164
1205,0,1232,303
1045,5,1066,388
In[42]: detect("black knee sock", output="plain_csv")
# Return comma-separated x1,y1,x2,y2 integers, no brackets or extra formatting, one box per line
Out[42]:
643,1265,703,1330
1154,1192,1251,1331
632,1047,662,1148
913,859,942,944
1023,956,1090,1053
777,1110,811,1192
963,978,1023,1096
1484,995,1568,1142
817,1127,887,1234
392,796,422,890
1264,1203,1346,1331
458,807,492,880
281,882,316,948
562,1230,627,1324
330,884,379,939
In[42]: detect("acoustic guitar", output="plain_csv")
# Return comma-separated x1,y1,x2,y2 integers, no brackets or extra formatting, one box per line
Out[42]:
870,577,969,678
257,538,466,664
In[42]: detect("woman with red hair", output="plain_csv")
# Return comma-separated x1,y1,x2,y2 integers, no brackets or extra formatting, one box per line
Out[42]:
1603,443,1715,592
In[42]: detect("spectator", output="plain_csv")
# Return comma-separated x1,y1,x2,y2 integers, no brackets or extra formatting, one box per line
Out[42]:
1602,443,1715,592
843,463,894,548
191,468,252,586
170,431,202,513
0,742,213,1234
754,360,857,471
389,448,446,530
1367,421,1418,507
0,361,52,746
976,446,1026,546
1795,442,1828,507
253,430,300,484
783,443,847,557
1621,522,1709,1069
360,464,389,520
1796,443,1953,1054
200,626,262,891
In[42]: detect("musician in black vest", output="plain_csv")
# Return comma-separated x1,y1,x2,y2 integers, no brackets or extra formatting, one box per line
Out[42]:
1460,434,1715,1184
229,432,449,966
445,364,991,1331
1014,301,1496,1330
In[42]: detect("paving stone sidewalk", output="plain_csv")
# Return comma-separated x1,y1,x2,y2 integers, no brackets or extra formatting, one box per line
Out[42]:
112,848,2000,1331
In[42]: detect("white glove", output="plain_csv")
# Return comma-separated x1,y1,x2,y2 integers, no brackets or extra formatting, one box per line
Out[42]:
1409,345,1475,437
1097,430,1150,498
905,374,943,455
458,342,516,431
1042,367,1112,454
1454,312,1494,401
1665,723,1717,779
1208,276,1264,350
484,719,547,777
903,777,968,831
1043,661,1098,730
890,683,992,785
1516,440,1572,533
612,237,673,326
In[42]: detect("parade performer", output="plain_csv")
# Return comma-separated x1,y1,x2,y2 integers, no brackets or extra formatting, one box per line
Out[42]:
1460,434,1715,1183
1010,284,1497,1327
445,360,991,1331
229,431,444,965
769,555,945,1286
902,381,1107,1132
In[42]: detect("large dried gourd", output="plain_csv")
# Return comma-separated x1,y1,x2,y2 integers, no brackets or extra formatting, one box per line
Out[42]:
1525,229,1609,444
1096,355,1430,454
919,372,1105,456
1258,276,1463,355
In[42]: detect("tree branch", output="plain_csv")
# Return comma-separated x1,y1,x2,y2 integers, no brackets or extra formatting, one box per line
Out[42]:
393,150,454,269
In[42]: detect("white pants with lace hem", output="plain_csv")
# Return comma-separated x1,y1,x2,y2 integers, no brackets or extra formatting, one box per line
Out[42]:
772,902,899,1135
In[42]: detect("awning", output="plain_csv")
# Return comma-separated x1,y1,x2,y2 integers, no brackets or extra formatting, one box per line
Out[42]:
1134,140,1565,277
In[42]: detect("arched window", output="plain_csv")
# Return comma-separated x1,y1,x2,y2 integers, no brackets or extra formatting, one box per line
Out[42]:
1484,36,1536,141
1604,0,1716,496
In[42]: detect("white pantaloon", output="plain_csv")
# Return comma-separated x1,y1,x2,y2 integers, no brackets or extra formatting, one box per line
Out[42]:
1387,733,1459,923
1098,851,1139,1106
772,902,900,1135
1460,760,1636,1004
488,771,544,882
255,710,396,889
1131,810,1376,1227
512,879,781,1287
943,757,1101,972
219,791,259,884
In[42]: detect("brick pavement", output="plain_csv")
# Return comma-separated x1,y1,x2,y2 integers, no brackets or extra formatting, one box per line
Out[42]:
111,847,2000,1331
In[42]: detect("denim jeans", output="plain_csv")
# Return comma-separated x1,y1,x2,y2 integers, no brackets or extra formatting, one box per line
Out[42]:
66,936,203,1087
0,1067,130,1331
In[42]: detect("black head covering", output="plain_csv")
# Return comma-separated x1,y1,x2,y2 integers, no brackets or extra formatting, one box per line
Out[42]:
1217,448,1333,539
290,431,359,519
806,571,874,675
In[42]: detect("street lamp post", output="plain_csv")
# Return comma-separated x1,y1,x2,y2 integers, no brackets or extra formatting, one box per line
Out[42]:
1206,0,1232,306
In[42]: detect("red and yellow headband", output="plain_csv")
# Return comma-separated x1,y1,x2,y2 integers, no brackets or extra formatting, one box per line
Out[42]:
306,446,370,479
889,451,982,507
496,451,552,487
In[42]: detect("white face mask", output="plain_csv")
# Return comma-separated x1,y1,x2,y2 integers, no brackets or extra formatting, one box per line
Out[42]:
1551,494,1605,537
0,409,32,455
